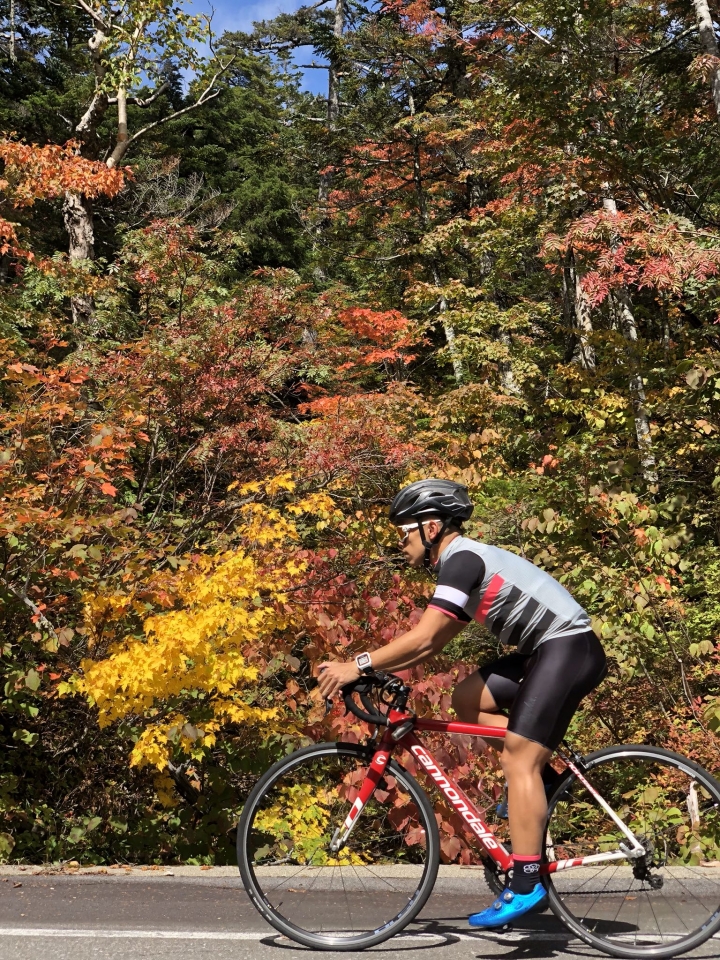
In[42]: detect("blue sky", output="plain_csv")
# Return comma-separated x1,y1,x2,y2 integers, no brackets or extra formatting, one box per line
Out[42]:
205,0,329,95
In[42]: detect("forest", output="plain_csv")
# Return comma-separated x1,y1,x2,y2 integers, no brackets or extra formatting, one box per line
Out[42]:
2,0,720,866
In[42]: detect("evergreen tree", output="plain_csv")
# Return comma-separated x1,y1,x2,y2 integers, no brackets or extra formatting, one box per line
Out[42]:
152,52,317,270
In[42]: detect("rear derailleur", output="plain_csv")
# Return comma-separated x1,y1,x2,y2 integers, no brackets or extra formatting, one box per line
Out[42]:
631,836,664,890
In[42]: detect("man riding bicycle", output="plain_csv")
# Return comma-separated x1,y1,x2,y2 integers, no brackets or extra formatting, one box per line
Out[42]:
317,478,607,928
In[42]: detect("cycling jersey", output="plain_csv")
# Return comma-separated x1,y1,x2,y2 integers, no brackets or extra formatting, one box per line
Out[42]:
429,536,591,654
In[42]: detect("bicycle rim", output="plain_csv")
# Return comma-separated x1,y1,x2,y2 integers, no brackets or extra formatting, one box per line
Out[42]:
545,745,720,958
237,741,440,950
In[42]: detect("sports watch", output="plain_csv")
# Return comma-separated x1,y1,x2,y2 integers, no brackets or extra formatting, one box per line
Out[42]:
355,652,373,674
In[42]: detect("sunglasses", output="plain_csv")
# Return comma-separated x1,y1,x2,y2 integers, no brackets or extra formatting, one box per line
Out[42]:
397,522,422,542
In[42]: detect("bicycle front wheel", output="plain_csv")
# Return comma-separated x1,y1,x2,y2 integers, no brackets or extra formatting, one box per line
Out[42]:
545,744,720,958
237,741,440,950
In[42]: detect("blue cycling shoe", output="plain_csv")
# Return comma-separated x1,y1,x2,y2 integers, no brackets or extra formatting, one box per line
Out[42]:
468,885,548,928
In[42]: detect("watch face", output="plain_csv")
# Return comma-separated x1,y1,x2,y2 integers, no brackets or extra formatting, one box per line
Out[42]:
356,653,372,671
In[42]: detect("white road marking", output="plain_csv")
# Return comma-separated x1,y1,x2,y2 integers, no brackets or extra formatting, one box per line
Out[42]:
0,927,559,942
1,929,266,940
0,926,716,944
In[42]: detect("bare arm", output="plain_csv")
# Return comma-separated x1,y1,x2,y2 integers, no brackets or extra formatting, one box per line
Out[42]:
316,607,466,699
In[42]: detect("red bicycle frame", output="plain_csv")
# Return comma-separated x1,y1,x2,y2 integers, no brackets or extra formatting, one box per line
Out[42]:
335,708,645,875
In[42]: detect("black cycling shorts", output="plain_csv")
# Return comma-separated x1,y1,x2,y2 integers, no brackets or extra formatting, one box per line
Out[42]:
478,630,607,751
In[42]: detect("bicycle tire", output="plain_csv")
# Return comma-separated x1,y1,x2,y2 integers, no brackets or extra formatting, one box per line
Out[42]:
544,744,720,959
237,741,440,951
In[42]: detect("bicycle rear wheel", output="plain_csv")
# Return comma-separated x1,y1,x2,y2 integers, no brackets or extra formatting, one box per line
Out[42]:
237,741,440,950
545,744,720,958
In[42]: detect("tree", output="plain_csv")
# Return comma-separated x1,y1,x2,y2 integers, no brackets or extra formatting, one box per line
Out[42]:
2,0,235,324
149,51,316,270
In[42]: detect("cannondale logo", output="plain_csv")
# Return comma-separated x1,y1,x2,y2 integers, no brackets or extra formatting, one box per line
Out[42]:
409,744,498,851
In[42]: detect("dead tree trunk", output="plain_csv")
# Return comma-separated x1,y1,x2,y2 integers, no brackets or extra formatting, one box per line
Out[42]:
692,0,720,125
603,196,658,485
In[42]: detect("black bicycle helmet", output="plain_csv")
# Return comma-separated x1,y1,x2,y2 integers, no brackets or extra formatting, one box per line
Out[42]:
389,479,474,525
390,479,473,568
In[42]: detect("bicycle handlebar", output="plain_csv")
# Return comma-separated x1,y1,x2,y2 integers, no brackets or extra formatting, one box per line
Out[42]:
332,672,412,726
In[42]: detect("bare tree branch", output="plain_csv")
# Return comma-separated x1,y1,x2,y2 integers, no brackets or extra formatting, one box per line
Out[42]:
300,0,334,12
640,24,699,59
108,81,171,108
507,15,552,46
4,580,59,640
106,57,236,168
74,0,111,32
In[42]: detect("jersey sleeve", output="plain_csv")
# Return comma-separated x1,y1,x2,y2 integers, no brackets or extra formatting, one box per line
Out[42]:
428,550,486,622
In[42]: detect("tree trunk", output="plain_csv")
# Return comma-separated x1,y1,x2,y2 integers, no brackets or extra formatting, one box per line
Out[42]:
692,0,720,125
496,327,522,395
430,265,465,385
64,26,108,327
602,196,658,485
563,247,596,371
62,192,96,327
106,86,130,169
317,0,345,221
408,84,464,385
9,0,16,61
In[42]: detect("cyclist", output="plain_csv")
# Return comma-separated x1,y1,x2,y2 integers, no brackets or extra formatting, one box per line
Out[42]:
317,478,607,929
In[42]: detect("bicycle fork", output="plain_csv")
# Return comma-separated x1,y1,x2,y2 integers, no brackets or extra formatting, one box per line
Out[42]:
329,743,393,853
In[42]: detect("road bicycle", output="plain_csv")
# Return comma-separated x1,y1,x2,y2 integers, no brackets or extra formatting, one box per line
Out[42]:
237,671,720,956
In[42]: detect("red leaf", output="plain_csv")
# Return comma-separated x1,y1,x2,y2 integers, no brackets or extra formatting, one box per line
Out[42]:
405,825,427,847
440,836,461,861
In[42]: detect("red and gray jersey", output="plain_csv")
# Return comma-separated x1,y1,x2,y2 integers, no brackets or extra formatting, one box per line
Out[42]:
429,536,591,653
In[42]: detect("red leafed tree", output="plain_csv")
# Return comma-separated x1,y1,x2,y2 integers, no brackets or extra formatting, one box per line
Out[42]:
0,139,128,282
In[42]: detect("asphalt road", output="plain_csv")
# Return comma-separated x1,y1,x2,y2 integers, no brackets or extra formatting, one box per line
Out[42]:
1,868,720,960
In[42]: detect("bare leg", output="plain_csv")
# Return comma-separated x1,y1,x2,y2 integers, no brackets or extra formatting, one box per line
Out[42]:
451,672,507,749
500,731,552,855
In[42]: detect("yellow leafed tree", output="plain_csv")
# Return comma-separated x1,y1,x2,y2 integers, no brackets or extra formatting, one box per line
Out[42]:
73,475,341,773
